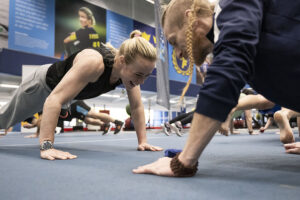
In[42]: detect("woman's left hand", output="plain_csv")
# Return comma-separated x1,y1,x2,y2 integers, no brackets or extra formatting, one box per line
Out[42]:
137,143,163,151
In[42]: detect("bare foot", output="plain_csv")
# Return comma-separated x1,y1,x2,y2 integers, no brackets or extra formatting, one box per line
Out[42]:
274,111,295,144
219,109,237,136
219,129,229,136
219,122,230,136
284,142,300,154
250,131,260,135
230,130,240,135
24,134,38,138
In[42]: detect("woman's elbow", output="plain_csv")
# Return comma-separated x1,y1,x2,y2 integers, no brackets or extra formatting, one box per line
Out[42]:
44,95,62,108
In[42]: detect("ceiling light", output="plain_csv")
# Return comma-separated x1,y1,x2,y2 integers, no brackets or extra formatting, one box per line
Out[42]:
145,0,154,4
0,101,8,106
101,94,120,98
170,100,177,104
0,84,19,89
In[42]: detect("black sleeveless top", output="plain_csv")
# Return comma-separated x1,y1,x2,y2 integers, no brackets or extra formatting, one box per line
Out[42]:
46,45,122,100
75,27,101,50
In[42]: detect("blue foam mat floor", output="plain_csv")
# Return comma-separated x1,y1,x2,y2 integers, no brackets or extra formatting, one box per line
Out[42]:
0,129,300,200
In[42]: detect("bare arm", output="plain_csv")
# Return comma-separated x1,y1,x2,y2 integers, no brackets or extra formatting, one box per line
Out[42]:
39,49,104,160
133,112,220,175
127,86,146,144
179,113,221,165
127,86,162,151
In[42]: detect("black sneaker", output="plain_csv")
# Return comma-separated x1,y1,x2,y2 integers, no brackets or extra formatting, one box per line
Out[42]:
114,120,124,134
102,124,111,135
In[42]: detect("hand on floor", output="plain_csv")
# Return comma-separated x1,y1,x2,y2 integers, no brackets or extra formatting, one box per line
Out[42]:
23,123,37,129
24,134,38,138
284,142,300,154
133,157,174,176
137,143,163,151
218,128,229,136
40,148,77,160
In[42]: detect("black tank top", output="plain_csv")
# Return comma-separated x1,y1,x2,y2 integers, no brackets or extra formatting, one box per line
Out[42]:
46,45,122,100
75,27,101,50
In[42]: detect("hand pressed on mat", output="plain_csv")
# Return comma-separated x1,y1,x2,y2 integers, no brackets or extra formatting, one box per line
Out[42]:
133,157,174,176
133,113,221,177
40,148,77,160
137,143,163,151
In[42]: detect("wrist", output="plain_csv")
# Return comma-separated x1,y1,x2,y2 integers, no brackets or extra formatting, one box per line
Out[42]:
178,152,198,167
170,153,198,177
40,140,54,151
138,140,147,145
137,134,147,145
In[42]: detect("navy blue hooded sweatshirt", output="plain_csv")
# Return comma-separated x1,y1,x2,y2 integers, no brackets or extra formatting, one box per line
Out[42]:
196,0,300,122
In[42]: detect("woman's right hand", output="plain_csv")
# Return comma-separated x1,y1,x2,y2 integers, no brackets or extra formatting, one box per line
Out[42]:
40,148,77,160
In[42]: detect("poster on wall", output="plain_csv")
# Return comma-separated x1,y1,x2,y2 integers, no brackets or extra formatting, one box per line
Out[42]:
133,20,156,46
106,10,133,49
106,11,157,49
0,0,9,49
8,0,55,57
168,44,196,84
55,0,106,58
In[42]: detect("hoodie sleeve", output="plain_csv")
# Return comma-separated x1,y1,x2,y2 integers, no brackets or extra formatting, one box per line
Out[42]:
195,0,264,122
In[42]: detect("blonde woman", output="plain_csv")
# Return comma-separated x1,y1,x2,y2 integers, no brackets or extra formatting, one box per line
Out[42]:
134,0,300,177
0,31,163,160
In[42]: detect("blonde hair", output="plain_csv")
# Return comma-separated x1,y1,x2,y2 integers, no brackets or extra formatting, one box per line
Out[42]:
103,30,157,65
119,36,157,64
79,7,96,26
129,30,142,38
162,0,214,103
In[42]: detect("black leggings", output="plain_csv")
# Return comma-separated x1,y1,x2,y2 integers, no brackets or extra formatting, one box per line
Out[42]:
169,111,194,126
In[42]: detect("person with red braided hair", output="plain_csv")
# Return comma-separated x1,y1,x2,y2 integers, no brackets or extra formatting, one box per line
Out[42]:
133,0,300,177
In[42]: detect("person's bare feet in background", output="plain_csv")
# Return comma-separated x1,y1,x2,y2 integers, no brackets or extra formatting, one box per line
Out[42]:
274,108,296,144
219,111,234,136
284,142,300,154
24,133,38,138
